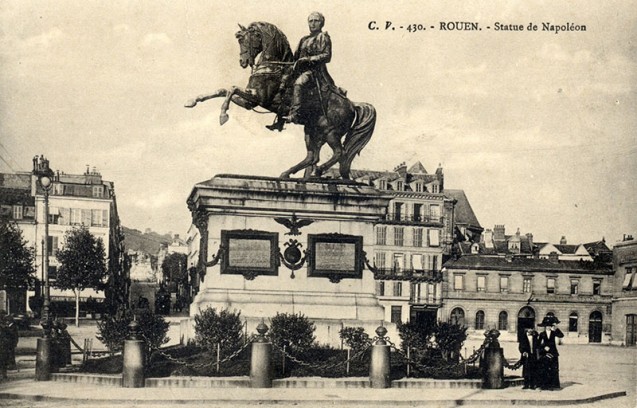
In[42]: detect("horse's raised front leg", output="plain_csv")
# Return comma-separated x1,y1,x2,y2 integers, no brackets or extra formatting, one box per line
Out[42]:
184,89,228,108
219,86,260,125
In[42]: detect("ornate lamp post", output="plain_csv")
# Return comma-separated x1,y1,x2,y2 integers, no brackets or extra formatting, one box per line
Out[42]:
33,155,54,381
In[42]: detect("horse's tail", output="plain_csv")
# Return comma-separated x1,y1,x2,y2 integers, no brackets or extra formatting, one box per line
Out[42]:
341,102,376,178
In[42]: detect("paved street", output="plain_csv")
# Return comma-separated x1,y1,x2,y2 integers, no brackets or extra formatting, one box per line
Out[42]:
1,338,635,408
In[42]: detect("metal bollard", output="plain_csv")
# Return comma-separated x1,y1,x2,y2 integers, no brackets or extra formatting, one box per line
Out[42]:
369,326,391,388
122,320,145,388
481,329,505,389
250,321,273,388
35,337,51,381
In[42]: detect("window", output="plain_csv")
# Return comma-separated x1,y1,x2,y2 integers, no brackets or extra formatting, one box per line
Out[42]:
396,181,404,191
47,236,59,256
427,283,435,303
411,254,423,270
569,312,578,332
413,204,423,221
378,179,387,190
376,281,385,296
393,282,403,297
430,205,440,222
570,279,579,295
450,308,465,326
92,185,104,198
430,255,438,271
374,252,386,269
523,277,532,294
393,254,404,272
454,274,464,291
498,311,508,330
394,202,403,221
475,310,485,330
413,228,423,247
71,208,82,225
428,229,440,247
391,306,402,323
394,227,404,246
81,209,91,226
593,280,602,295
477,276,486,292
376,226,387,245
547,277,556,294
92,209,102,226
12,205,23,220
622,267,635,290
432,184,439,193
500,276,509,293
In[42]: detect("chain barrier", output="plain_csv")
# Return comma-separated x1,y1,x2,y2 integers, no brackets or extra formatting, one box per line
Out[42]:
385,338,487,374
154,338,253,371
272,342,372,372
503,358,524,370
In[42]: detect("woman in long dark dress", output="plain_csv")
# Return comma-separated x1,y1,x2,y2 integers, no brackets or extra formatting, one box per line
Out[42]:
537,315,564,390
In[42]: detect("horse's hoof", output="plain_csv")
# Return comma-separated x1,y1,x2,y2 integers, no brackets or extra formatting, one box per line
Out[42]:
184,99,197,108
219,114,229,126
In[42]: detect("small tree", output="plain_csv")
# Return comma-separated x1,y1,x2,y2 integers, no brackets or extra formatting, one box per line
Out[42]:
194,307,244,354
269,312,316,352
0,219,35,312
161,253,187,284
56,226,107,326
434,322,468,362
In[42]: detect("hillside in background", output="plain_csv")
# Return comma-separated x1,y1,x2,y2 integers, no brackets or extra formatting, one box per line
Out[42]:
122,226,172,254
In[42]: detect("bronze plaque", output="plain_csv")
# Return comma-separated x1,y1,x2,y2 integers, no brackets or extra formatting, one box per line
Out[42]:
308,234,363,280
221,230,278,276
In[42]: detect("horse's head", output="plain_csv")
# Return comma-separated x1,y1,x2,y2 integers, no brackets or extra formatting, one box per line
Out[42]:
236,24,262,69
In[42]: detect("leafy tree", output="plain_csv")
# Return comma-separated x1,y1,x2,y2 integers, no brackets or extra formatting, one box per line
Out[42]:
434,322,468,362
161,253,187,285
0,219,35,311
269,312,316,352
56,226,107,326
339,327,371,352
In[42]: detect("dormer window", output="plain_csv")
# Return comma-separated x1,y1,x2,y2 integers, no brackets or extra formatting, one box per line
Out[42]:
432,184,439,193
378,179,387,190
471,243,480,254
396,181,403,191
414,182,422,192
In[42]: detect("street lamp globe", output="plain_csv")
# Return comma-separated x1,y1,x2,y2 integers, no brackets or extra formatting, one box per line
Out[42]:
40,175,52,190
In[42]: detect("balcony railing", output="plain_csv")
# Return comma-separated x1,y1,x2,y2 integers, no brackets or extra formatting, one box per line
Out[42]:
383,213,444,225
373,268,443,282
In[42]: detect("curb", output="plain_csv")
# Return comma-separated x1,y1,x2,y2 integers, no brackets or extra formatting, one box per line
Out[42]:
0,391,627,406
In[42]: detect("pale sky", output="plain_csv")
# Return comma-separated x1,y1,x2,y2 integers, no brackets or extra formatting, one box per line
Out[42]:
1,1,635,246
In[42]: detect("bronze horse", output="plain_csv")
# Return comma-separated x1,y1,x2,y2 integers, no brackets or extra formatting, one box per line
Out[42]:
185,22,376,180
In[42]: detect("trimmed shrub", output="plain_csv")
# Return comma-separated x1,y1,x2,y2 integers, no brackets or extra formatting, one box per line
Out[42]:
96,313,132,355
269,312,315,352
339,326,371,352
434,322,467,362
193,307,244,354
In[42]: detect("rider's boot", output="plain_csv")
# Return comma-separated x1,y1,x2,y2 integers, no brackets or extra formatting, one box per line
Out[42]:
283,85,303,124
265,115,286,132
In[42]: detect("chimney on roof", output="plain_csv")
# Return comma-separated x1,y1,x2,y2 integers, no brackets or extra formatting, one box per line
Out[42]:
624,234,634,241
560,236,567,245
394,162,407,177
526,233,534,249
494,225,506,241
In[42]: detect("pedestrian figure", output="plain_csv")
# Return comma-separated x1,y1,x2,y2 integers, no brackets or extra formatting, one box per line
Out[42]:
537,315,564,390
518,327,538,389
0,312,12,380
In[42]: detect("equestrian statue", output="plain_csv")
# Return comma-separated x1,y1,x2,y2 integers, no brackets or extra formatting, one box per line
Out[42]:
184,12,376,180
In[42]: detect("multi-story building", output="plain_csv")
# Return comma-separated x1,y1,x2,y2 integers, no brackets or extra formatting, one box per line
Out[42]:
0,158,127,315
443,226,614,343
332,162,483,326
611,235,637,346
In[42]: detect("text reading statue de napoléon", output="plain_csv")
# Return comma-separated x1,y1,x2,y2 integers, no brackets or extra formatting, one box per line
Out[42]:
185,12,376,180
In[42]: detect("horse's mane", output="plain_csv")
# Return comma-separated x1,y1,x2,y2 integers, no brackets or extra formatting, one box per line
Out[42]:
249,21,293,62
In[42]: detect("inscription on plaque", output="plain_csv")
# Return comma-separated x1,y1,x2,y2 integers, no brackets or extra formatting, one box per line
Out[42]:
221,230,278,276
308,234,363,280
228,239,272,268
314,242,356,271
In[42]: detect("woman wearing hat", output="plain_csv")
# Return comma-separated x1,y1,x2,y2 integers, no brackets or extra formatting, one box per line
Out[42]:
536,315,564,390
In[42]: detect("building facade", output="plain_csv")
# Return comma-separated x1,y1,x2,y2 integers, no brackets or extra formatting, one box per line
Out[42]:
611,236,637,346
0,159,127,315
335,162,483,326
443,226,614,343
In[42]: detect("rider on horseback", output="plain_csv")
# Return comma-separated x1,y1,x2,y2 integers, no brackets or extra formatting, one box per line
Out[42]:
266,12,335,131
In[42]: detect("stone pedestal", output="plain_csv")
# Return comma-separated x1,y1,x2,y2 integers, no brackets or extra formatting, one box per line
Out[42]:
186,175,392,346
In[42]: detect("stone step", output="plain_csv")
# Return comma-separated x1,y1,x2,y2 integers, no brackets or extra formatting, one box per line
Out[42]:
51,373,122,387
146,376,250,388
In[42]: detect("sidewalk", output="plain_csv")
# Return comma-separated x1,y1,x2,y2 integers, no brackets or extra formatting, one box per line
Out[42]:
0,367,629,407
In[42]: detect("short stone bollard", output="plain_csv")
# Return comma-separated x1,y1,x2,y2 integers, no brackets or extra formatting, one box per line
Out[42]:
250,321,273,388
122,320,145,388
35,337,51,381
369,326,391,388
481,329,505,389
